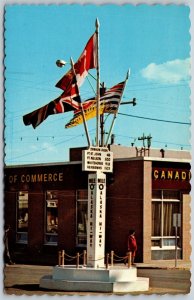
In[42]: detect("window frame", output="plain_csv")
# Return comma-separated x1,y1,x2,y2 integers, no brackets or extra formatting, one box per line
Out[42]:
44,190,58,246
151,190,182,251
16,191,28,244
76,190,88,247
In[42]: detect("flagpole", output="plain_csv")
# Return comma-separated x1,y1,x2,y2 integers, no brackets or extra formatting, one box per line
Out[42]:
96,18,100,147
70,57,91,147
105,70,130,147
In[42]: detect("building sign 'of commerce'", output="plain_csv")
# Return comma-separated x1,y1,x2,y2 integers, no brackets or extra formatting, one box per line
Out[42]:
82,147,113,173
8,172,64,184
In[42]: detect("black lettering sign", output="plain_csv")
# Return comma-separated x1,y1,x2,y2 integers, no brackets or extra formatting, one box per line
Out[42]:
99,184,104,190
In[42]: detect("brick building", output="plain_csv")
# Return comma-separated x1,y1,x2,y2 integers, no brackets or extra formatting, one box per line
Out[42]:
4,145,191,265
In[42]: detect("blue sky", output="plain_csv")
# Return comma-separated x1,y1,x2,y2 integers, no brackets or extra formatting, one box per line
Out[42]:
4,4,191,165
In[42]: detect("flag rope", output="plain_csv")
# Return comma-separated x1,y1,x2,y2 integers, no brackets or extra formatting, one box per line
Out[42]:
70,57,91,146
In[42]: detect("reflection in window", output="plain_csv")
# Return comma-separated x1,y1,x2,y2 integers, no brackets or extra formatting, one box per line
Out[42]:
76,190,88,246
17,191,28,243
163,202,180,236
45,191,58,245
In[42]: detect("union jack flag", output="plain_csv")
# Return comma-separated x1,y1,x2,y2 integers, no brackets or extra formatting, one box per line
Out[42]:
23,76,81,129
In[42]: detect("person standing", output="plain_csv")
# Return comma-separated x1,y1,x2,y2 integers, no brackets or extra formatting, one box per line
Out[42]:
126,229,137,265
4,225,14,265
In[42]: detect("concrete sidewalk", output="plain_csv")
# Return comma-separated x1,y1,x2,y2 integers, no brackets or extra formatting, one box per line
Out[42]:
3,263,191,295
136,259,191,270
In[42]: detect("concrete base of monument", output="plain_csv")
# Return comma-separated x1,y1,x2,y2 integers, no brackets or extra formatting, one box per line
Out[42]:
39,265,149,293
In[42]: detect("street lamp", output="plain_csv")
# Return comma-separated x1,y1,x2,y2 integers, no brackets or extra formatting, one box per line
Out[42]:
56,59,67,68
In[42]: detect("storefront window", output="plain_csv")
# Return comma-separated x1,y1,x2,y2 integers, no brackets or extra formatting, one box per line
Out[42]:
152,190,182,259
152,202,161,236
45,191,58,245
16,191,28,243
76,190,88,246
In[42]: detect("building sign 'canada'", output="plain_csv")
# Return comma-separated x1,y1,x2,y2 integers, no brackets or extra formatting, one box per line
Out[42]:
153,168,191,181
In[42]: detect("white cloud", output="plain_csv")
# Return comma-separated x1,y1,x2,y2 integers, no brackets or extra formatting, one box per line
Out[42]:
141,58,190,84
42,142,58,153
30,142,57,153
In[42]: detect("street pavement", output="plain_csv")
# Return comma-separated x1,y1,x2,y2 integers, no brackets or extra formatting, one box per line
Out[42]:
3,263,192,296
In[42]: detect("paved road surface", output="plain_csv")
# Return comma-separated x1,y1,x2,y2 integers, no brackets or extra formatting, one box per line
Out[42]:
3,264,191,296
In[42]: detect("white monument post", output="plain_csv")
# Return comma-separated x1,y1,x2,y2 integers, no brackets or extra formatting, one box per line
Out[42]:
82,146,113,268
87,171,106,268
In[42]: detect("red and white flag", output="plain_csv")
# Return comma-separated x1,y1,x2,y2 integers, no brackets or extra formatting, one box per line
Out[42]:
56,33,97,91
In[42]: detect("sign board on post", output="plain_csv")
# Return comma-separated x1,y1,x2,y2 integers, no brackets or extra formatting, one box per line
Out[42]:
82,147,113,173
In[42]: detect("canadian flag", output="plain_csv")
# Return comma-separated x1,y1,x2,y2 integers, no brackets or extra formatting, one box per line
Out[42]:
56,33,97,91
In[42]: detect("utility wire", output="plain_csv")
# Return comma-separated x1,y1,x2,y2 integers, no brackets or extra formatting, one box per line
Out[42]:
5,133,84,163
115,133,190,148
118,112,191,125
6,128,96,163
